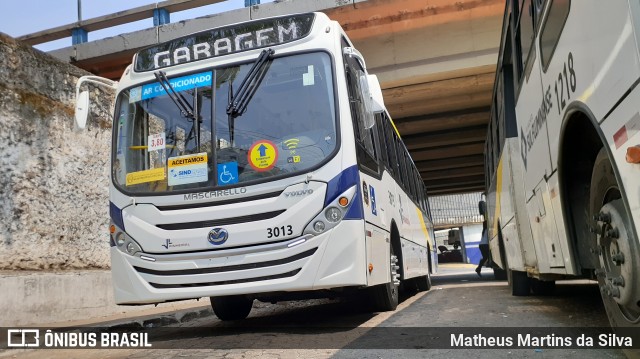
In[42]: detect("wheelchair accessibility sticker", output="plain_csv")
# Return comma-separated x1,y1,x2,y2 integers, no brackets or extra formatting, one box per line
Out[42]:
217,162,239,185
248,140,278,171
168,152,208,186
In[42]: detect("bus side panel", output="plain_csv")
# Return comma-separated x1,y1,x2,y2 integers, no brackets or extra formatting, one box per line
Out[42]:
547,171,579,275
359,167,429,283
486,160,501,268
498,140,526,272
366,224,390,287
547,1,640,166
543,1,639,275
360,170,395,286
518,39,568,273
506,139,538,270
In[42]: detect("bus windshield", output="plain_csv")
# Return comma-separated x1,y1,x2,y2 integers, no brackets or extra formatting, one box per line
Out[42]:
112,52,337,194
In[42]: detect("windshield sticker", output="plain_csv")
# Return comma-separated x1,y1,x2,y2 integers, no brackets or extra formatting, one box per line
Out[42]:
283,138,300,150
248,140,278,172
168,153,208,186
129,87,142,103
126,167,166,186
140,72,212,101
302,65,314,86
370,185,377,216
217,162,239,185
148,132,166,151
287,156,301,163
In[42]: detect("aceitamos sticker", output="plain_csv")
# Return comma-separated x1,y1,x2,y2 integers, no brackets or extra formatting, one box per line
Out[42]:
168,153,208,186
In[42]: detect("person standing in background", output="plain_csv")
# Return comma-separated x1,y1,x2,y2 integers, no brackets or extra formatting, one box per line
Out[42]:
476,220,489,277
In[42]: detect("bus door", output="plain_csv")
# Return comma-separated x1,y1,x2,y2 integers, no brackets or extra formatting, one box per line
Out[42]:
514,0,566,271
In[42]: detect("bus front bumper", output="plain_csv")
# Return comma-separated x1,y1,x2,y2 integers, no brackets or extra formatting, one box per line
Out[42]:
111,220,366,305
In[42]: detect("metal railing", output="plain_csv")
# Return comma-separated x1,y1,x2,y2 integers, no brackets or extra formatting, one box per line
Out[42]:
429,191,483,229
17,0,242,46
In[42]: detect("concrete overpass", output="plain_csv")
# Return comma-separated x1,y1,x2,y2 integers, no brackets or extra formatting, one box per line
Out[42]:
20,0,503,195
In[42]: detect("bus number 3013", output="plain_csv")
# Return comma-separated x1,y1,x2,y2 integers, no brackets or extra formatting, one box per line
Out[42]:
267,225,293,238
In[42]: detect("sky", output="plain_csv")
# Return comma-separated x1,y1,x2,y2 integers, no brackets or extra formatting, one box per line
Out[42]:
0,0,272,52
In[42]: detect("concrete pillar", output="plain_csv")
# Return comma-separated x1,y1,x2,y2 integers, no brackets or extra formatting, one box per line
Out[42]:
153,8,170,26
71,27,88,45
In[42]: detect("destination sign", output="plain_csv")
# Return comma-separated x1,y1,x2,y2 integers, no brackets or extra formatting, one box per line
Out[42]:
134,13,315,72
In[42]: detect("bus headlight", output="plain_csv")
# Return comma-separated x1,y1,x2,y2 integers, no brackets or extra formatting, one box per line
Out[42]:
110,221,143,256
304,185,357,236
126,241,141,255
115,232,126,246
325,207,342,222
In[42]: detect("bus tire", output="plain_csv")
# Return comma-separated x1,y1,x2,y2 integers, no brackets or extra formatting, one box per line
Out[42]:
530,278,555,296
590,148,640,328
370,244,400,311
493,268,507,281
210,295,253,321
511,270,530,296
415,272,431,292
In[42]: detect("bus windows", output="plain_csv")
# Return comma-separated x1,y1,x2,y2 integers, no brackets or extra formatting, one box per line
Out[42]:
539,0,571,70
375,112,390,169
515,0,535,82
383,115,399,179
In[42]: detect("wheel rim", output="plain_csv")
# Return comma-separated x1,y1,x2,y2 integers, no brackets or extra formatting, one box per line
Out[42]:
595,199,640,323
390,253,400,300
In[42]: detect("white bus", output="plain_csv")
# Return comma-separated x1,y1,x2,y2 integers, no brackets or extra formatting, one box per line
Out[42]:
482,0,640,328
75,12,436,320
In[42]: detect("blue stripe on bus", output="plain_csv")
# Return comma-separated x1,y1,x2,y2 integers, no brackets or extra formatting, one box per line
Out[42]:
110,202,125,231
324,165,363,220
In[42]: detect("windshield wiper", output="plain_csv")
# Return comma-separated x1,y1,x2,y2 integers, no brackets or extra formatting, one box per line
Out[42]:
154,71,194,118
154,71,201,151
226,48,274,145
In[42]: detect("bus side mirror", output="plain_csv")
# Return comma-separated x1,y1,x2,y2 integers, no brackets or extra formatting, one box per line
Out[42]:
75,90,90,131
74,75,119,131
479,200,487,216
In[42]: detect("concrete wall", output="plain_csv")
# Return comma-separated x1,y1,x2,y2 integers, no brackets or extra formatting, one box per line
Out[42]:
0,33,214,326
0,33,113,270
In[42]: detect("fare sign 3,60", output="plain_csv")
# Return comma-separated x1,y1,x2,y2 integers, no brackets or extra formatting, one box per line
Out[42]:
148,132,166,152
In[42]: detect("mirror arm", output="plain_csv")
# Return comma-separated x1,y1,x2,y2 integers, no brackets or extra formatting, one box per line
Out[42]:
75,76,118,101
342,47,367,70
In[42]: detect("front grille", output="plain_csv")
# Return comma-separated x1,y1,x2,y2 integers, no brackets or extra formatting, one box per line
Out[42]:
148,269,301,289
156,210,285,230
154,190,283,211
144,237,295,256
134,248,317,275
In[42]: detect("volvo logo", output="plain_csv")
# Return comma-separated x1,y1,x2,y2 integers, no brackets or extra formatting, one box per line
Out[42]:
208,228,228,245
284,189,313,197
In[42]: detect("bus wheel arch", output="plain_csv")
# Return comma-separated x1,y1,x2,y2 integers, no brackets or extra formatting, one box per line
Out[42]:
558,109,605,270
561,107,640,327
